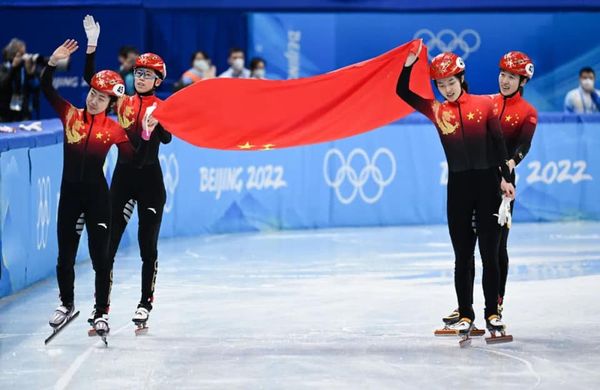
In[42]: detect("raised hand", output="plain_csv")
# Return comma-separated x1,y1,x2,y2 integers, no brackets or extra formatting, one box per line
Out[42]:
49,39,79,66
405,40,423,67
83,15,101,47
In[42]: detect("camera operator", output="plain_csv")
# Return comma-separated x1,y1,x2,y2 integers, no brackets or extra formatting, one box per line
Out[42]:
1,38,47,122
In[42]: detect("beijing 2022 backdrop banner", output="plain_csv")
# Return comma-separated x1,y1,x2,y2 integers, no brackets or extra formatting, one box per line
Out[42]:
2,114,599,297
248,12,600,112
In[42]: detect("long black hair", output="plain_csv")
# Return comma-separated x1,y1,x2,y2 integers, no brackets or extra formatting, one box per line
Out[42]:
457,71,469,93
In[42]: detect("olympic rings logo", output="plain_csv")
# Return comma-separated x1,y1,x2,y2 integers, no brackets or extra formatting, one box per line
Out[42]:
323,148,396,204
414,29,481,60
36,176,51,250
159,153,179,213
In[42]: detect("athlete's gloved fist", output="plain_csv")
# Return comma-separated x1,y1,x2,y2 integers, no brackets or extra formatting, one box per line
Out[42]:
495,195,512,228
83,15,100,47
142,103,158,141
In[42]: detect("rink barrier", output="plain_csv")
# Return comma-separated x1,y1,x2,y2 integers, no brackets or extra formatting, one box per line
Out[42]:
1,113,600,297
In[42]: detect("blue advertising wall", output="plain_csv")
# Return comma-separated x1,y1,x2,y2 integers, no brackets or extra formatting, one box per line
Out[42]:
248,12,600,111
1,114,599,297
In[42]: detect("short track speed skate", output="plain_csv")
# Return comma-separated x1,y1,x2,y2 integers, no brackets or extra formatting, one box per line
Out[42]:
87,312,109,346
132,307,150,336
435,310,484,338
45,306,80,345
485,314,513,344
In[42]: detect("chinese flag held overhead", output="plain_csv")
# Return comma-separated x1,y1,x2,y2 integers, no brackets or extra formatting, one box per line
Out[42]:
152,39,432,151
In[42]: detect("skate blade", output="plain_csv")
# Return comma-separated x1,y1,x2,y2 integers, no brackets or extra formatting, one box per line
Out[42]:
434,327,484,337
485,334,513,344
134,325,149,336
459,337,472,348
434,328,458,336
45,311,80,345
93,330,109,347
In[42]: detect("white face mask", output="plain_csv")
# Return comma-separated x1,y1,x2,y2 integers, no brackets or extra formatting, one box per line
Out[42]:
581,78,595,91
232,58,244,71
194,59,209,72
253,69,265,78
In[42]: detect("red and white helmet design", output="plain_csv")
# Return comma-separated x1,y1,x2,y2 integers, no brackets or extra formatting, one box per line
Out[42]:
90,70,125,97
430,52,466,80
135,53,167,79
499,51,534,79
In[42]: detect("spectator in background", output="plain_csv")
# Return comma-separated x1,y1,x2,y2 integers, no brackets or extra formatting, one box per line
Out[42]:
564,67,600,113
173,51,216,91
250,57,267,79
219,48,250,78
1,38,42,122
118,45,139,96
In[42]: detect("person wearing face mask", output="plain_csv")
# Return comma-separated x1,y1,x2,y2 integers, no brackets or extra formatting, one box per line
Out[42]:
396,43,515,342
41,39,133,339
178,51,216,88
83,15,172,333
564,67,600,113
250,57,267,79
442,51,538,329
219,48,250,79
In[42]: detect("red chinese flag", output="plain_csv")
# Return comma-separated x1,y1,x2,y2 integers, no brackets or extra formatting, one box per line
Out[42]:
153,40,432,151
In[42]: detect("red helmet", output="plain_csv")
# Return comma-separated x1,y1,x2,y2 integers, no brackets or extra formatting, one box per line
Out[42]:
90,70,125,97
499,51,534,79
430,52,466,80
135,53,167,79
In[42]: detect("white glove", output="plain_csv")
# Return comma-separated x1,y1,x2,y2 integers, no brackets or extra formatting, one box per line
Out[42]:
142,103,158,141
0,125,16,133
19,121,43,132
83,15,100,47
495,195,512,228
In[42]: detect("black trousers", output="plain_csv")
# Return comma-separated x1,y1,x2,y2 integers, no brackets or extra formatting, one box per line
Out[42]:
56,180,112,312
447,168,502,320
109,162,166,310
468,171,515,302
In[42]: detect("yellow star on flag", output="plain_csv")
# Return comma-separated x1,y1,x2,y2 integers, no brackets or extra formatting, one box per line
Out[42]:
238,141,254,149
505,115,512,122
262,144,275,151
96,133,103,139
467,112,475,120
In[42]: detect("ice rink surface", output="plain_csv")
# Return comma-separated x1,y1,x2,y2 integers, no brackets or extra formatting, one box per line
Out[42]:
1,222,599,389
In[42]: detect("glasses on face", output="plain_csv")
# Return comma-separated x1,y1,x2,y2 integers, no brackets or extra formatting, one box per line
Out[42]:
134,69,157,80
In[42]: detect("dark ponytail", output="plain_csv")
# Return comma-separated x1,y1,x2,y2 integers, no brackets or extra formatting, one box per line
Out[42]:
457,71,468,93
107,96,118,114
518,75,527,96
